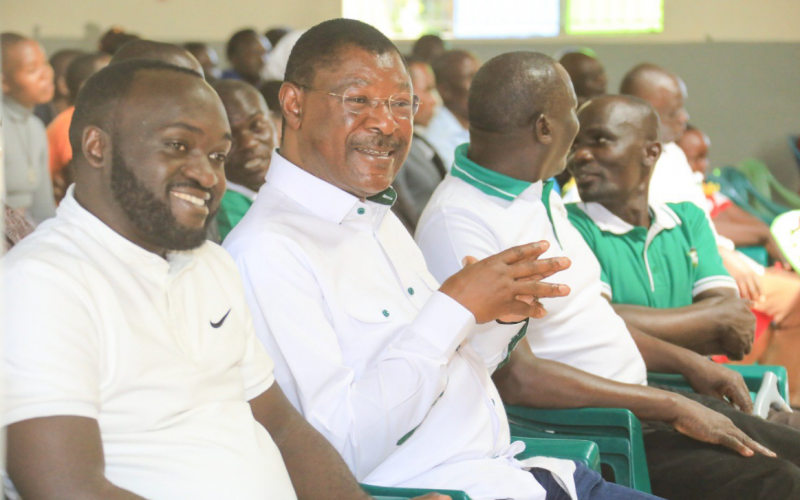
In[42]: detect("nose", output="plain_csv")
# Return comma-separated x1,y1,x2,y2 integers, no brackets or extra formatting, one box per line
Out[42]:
184,153,219,189
364,100,400,136
567,144,593,171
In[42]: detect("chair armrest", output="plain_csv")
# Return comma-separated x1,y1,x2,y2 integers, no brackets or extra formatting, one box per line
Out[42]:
649,364,789,404
361,483,472,500
513,436,600,472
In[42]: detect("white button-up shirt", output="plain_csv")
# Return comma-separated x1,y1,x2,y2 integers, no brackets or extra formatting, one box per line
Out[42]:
3,188,296,500
425,106,470,170
416,147,647,386
224,151,577,500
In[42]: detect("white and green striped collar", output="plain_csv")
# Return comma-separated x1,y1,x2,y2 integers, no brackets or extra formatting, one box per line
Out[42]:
577,201,681,235
450,144,532,201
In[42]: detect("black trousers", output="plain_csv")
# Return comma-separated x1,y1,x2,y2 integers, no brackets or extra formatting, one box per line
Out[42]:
643,384,800,500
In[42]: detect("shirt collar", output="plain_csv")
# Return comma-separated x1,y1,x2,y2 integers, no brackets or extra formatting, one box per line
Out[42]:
577,201,681,235
450,143,534,201
3,95,33,122
227,182,258,201
58,186,200,276
265,149,397,224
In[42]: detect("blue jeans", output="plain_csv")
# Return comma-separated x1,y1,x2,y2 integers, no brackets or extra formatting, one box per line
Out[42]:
530,463,665,500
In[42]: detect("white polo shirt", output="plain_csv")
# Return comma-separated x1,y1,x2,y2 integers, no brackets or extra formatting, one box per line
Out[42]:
224,151,578,500
416,145,647,386
3,188,296,500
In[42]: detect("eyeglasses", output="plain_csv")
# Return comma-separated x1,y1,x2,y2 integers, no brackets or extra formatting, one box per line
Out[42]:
296,84,420,120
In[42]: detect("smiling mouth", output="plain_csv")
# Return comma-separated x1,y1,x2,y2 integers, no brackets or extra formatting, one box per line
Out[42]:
171,190,210,207
244,157,267,170
355,147,393,157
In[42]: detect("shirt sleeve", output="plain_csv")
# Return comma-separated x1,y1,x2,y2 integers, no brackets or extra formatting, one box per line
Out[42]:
415,208,532,374
229,234,474,480
676,202,738,296
4,260,101,426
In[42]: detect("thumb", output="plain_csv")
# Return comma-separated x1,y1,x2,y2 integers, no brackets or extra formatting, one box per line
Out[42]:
461,255,479,268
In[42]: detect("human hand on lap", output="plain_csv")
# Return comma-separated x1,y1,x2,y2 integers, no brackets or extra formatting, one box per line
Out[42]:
439,241,571,324
684,357,754,414
670,396,775,458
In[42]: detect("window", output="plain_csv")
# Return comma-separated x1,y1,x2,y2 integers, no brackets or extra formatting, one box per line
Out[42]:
566,0,664,35
342,0,664,39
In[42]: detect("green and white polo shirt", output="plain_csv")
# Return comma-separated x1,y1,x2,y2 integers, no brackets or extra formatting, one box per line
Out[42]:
566,201,737,308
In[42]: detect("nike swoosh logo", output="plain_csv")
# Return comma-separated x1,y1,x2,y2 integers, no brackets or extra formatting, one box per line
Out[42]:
210,309,231,328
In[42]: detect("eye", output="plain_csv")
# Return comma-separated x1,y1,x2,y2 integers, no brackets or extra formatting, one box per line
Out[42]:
209,152,227,163
166,141,188,152
391,99,411,108
344,95,370,105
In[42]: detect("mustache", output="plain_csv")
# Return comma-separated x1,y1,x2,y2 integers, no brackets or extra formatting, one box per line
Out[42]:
350,135,406,150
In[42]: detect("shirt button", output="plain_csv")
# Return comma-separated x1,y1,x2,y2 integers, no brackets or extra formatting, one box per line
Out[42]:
357,207,366,215
382,309,390,317
408,287,415,295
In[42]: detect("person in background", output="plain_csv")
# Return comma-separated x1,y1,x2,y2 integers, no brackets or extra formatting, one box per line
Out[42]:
411,34,446,64
184,42,222,82
222,29,269,86
34,48,83,126
557,49,608,194
265,27,290,49
214,80,278,240
259,79,284,142
111,39,204,75
47,51,111,203
264,30,304,80
97,27,140,55
392,56,445,232
426,49,480,168
2,32,56,224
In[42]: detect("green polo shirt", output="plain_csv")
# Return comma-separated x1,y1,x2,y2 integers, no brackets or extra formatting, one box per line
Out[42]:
216,189,255,241
566,201,736,308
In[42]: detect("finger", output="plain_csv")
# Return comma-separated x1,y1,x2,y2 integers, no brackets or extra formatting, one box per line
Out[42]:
719,433,755,457
725,381,754,414
497,241,549,265
739,434,776,458
514,280,571,300
510,256,571,280
508,298,548,319
461,255,479,268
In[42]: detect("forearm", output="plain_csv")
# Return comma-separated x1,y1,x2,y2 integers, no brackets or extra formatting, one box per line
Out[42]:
629,326,708,377
276,415,371,500
712,208,770,248
493,340,681,423
613,302,721,353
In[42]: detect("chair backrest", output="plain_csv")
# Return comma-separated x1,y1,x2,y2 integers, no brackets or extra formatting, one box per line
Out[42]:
737,159,800,210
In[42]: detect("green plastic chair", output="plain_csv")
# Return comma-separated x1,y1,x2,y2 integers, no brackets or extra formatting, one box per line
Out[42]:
360,436,600,500
737,159,800,211
648,364,790,406
737,246,769,266
708,167,790,224
506,407,651,493
790,136,800,171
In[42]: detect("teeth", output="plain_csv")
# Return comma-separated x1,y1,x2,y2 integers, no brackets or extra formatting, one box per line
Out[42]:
171,191,208,207
244,158,264,169
357,148,390,157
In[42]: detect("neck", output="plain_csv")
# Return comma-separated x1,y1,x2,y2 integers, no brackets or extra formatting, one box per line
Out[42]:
467,129,546,183
445,103,469,129
597,187,651,227
73,178,168,259
5,94,34,111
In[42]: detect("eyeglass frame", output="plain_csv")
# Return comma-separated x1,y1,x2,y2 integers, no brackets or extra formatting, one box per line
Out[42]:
292,82,420,120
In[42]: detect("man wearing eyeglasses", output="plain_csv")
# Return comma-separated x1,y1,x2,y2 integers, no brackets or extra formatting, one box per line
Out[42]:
225,18,663,500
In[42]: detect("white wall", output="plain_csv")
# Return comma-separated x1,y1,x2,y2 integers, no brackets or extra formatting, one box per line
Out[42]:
2,0,800,43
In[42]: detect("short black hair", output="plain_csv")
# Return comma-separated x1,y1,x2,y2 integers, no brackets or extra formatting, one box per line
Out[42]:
259,79,284,113
265,28,289,48
65,52,107,103
284,18,403,88
226,29,263,60
69,59,202,162
431,49,476,87
469,51,562,133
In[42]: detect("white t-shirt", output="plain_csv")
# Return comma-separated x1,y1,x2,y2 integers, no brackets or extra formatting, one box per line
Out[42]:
225,152,578,500
416,152,647,386
3,188,297,500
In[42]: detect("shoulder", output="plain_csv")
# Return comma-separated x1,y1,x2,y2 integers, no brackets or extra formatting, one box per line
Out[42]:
665,201,705,222
565,203,598,233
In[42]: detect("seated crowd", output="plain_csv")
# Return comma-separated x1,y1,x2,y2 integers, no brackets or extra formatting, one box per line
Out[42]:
3,18,800,500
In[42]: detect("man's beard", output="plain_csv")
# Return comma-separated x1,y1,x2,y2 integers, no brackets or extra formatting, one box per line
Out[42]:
110,148,214,252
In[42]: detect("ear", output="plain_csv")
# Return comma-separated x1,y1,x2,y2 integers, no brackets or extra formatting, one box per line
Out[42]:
81,126,111,170
56,75,69,99
279,82,304,132
643,140,662,169
534,114,553,145
2,73,11,95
